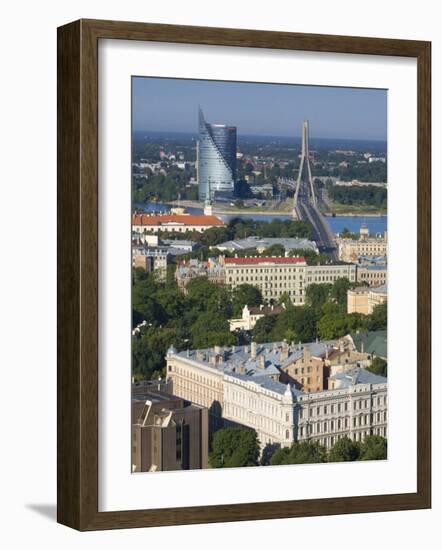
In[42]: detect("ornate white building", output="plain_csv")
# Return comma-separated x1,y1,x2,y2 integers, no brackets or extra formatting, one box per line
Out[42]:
166,342,387,451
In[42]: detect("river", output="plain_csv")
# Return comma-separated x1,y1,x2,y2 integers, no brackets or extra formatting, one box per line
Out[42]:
135,202,387,236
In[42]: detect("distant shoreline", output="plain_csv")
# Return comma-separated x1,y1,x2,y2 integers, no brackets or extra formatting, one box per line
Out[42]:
323,212,387,218
164,199,386,218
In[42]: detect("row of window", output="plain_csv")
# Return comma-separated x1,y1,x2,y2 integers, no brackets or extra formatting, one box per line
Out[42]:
298,395,387,418
299,411,387,437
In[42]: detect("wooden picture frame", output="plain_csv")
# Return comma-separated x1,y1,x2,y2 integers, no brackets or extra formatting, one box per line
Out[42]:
57,19,431,531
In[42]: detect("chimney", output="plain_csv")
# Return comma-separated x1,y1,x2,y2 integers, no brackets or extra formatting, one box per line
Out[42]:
251,342,257,359
361,340,365,354
279,341,289,361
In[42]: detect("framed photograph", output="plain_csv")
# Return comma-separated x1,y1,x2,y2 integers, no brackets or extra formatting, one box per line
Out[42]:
57,19,431,530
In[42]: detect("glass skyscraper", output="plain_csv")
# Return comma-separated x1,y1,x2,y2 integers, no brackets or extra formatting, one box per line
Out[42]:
197,108,237,201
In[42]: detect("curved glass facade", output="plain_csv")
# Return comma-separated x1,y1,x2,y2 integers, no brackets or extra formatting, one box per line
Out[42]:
198,108,236,201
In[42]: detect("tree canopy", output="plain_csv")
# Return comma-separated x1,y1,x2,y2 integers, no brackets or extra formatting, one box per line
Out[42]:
359,435,387,460
270,441,327,465
209,428,260,468
328,436,360,462
231,284,263,317
366,357,387,377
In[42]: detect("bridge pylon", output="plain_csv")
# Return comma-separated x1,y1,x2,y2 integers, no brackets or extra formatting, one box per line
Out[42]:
293,120,316,218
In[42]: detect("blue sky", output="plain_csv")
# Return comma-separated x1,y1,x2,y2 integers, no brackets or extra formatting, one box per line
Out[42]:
132,77,387,140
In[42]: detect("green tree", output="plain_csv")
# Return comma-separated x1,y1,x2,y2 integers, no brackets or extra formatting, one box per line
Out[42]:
328,436,360,462
359,435,387,460
200,226,230,247
231,284,263,316
273,306,318,343
317,311,366,340
263,243,286,256
132,326,179,380
368,302,387,330
278,292,292,307
331,277,352,311
252,315,278,343
305,283,332,311
270,441,327,465
367,357,387,377
186,277,232,316
209,428,260,468
191,313,235,349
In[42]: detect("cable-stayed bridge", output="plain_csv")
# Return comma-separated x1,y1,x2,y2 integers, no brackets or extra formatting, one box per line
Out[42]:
292,121,338,261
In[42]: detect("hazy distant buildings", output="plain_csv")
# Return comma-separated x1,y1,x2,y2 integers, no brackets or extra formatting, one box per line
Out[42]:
197,108,236,201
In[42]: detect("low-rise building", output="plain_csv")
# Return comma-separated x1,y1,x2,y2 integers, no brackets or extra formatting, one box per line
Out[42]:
132,212,225,234
337,226,388,262
175,258,225,291
350,330,387,360
356,264,387,287
347,284,388,315
222,255,356,303
132,244,169,281
222,255,308,304
132,389,209,472
176,255,357,304
213,236,318,254
229,303,285,332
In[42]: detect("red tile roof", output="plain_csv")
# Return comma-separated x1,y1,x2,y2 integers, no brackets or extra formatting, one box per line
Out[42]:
224,256,306,265
132,213,225,227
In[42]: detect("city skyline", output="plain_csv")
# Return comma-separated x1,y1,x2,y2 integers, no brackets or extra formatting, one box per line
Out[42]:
132,77,387,140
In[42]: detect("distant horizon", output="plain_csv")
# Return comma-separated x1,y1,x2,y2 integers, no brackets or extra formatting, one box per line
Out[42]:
132,128,387,144
132,77,387,141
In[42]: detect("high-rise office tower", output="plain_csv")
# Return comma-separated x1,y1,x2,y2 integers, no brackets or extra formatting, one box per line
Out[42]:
197,108,236,201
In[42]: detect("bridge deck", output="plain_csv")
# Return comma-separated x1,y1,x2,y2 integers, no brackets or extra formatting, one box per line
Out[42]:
294,200,338,261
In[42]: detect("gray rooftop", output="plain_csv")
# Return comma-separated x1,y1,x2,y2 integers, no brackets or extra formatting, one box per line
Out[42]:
227,371,304,396
330,367,387,388
213,236,318,253
351,330,388,358
171,340,338,379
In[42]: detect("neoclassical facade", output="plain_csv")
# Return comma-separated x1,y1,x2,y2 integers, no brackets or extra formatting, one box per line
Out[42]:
337,231,388,263
166,342,387,450
175,255,357,304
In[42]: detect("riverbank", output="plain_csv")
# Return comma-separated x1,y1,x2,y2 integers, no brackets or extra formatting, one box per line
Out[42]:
164,199,385,218
323,211,387,217
167,199,293,216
